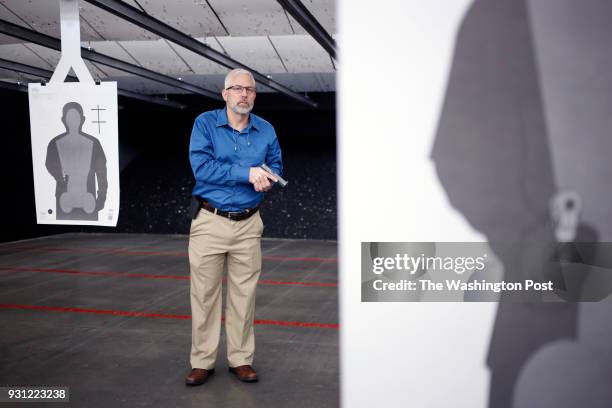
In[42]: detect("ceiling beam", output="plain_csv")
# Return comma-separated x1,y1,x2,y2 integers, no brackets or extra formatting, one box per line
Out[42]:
0,19,221,101
277,0,336,60
0,80,27,93
83,0,317,108
0,57,186,109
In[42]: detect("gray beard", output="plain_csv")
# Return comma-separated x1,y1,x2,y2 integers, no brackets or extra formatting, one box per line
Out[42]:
231,102,253,115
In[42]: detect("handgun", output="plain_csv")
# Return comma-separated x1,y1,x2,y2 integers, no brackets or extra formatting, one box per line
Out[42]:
261,163,288,188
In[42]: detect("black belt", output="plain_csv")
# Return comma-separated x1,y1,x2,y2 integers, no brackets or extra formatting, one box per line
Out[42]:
197,198,258,221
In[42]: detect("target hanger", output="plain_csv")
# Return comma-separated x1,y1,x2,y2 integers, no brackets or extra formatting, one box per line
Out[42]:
50,0,95,85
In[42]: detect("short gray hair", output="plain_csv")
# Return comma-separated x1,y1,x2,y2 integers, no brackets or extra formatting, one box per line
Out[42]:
224,68,256,89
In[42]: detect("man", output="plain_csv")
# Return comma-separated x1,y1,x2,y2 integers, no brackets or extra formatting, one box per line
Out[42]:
45,101,107,221
185,68,282,385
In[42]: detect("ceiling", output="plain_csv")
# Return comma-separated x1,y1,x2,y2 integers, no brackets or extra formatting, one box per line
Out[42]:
0,0,336,102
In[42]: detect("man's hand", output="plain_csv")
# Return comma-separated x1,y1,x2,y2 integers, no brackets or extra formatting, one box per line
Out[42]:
249,167,277,192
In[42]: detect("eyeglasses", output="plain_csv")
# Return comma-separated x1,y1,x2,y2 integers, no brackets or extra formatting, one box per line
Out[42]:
226,85,257,95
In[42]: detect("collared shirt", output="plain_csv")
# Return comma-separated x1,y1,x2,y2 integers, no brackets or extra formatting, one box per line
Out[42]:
189,107,283,211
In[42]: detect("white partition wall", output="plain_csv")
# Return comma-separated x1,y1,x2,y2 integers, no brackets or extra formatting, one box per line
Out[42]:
339,1,498,407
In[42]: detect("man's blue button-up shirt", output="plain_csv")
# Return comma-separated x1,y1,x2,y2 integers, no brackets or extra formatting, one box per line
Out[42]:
189,108,283,211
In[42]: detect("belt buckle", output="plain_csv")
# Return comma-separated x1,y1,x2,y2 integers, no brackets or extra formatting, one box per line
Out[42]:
229,210,248,221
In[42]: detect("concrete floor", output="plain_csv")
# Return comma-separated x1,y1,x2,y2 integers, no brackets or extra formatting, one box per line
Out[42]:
0,233,338,408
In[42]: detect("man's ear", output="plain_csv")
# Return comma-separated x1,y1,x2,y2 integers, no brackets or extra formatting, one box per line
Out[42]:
221,89,228,102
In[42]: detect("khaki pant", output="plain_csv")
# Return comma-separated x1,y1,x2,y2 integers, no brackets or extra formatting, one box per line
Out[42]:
189,208,263,369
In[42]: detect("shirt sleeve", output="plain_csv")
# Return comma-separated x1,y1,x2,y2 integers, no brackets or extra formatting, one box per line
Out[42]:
189,116,250,185
265,129,283,177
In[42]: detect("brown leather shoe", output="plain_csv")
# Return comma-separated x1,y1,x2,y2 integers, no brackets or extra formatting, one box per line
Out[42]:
229,365,258,382
185,368,215,386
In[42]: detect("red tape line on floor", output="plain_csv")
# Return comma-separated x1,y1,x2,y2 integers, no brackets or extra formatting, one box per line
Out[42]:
0,303,339,329
0,267,337,287
2,245,337,263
